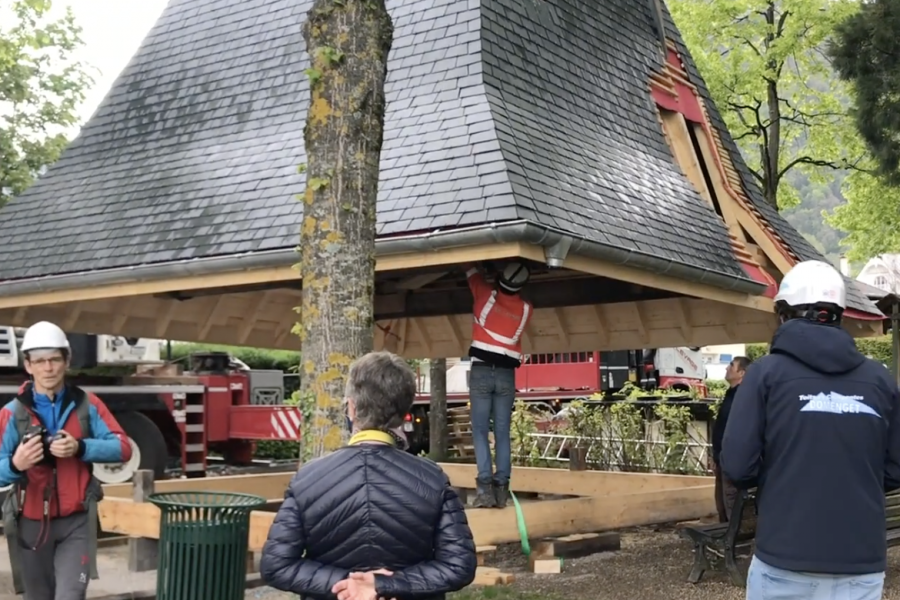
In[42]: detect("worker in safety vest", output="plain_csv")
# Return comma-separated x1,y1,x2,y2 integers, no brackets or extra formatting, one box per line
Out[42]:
465,262,533,508
722,261,900,600
0,321,132,600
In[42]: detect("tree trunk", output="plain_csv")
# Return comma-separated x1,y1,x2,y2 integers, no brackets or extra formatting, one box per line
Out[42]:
299,0,393,459
429,358,448,461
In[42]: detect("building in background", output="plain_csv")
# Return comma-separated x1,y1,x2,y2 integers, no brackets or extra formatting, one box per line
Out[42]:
851,254,900,295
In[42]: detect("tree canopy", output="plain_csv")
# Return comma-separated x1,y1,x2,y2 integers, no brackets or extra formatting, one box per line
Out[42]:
829,0,900,186
670,0,863,211
0,0,92,206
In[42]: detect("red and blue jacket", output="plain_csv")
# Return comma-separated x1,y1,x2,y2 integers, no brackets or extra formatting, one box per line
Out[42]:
0,383,132,520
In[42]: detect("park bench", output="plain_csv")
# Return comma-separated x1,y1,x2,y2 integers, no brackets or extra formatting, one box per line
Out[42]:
886,489,900,547
680,488,757,586
682,488,900,586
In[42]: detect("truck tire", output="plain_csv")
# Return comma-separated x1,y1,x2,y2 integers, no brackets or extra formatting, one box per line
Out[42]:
92,411,168,484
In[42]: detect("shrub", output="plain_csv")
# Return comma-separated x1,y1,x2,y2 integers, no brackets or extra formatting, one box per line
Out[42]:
168,342,300,371
744,335,892,366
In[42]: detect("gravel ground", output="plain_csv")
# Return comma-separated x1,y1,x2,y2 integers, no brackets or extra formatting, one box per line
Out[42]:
5,527,900,600
244,526,900,600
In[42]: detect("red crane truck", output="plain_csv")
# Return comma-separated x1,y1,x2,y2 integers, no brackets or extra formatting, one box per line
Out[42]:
0,327,301,484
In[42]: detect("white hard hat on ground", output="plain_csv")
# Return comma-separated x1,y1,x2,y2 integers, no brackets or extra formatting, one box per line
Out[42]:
498,262,530,293
21,321,71,353
774,260,847,309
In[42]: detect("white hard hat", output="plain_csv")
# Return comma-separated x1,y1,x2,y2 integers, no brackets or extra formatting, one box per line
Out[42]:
774,260,846,309
21,321,71,353
498,262,530,293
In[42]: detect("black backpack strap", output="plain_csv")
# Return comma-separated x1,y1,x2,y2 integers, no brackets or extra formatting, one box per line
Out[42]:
73,389,100,580
5,399,31,594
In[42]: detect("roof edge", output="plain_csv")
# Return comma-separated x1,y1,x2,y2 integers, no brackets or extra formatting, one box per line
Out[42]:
0,220,767,298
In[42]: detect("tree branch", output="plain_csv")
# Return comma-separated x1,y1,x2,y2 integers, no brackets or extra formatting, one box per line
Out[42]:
776,155,870,180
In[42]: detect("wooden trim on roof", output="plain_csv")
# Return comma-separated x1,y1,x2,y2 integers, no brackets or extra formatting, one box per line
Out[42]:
0,243,530,310
656,41,799,273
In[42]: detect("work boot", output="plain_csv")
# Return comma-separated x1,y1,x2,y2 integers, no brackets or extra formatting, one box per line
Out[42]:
493,482,509,508
472,482,496,508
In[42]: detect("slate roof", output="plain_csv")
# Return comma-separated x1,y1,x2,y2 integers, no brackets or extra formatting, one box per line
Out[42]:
0,0,879,316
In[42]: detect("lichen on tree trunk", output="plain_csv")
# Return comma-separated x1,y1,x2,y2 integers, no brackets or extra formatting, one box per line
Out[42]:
298,0,393,459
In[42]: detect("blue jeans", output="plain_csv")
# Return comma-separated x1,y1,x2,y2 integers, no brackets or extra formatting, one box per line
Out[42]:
469,363,516,485
746,556,885,600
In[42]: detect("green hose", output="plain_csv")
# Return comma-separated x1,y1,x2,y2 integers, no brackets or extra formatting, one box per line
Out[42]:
509,491,531,555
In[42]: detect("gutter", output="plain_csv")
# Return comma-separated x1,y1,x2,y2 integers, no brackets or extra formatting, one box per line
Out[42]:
0,220,766,297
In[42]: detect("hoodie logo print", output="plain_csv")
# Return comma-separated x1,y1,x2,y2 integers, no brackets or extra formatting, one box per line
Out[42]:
799,392,881,418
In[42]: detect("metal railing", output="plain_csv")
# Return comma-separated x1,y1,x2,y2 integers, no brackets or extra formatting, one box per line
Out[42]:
515,432,712,475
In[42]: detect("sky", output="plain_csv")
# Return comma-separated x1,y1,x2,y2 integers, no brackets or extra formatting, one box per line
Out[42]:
61,0,170,127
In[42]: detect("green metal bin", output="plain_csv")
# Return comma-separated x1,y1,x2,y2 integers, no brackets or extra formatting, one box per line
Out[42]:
148,491,267,600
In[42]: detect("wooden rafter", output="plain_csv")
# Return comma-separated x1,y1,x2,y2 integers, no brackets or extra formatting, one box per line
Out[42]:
0,290,878,359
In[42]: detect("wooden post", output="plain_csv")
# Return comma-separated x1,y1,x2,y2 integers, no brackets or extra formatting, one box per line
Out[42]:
569,447,588,472
429,358,448,461
127,469,158,572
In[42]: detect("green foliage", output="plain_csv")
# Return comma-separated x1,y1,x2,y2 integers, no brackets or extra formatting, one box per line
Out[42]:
304,67,322,85
706,379,729,399
828,167,900,260
855,335,893,364
316,46,344,65
511,389,706,475
1,0,93,206
168,342,300,372
670,0,862,211
746,343,769,362
829,0,900,187
510,399,540,465
743,335,893,365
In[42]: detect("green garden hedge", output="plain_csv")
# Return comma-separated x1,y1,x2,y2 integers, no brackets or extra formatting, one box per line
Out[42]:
746,335,892,365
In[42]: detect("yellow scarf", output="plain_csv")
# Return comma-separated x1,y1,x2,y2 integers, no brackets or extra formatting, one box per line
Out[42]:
348,430,395,446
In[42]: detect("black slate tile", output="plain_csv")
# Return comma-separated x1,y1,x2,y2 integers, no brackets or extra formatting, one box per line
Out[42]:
0,0,840,310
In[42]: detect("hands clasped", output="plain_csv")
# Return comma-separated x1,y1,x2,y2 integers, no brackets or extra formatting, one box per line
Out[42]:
332,569,396,600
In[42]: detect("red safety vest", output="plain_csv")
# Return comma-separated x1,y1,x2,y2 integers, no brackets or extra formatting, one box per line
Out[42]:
467,269,532,361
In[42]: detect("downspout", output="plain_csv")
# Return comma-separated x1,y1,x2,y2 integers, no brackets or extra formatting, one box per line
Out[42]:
543,237,573,269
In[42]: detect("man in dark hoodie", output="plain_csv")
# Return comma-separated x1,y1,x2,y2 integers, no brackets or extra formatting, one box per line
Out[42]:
711,355,750,522
721,260,900,600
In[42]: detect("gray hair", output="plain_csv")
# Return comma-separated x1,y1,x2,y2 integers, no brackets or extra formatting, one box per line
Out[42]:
345,351,417,431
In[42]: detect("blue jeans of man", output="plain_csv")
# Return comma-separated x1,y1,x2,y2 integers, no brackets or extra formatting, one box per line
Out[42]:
746,556,885,600
469,363,516,485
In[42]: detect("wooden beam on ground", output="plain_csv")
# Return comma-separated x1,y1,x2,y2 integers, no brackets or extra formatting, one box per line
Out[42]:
438,463,711,496
99,485,716,552
102,472,294,501
101,465,711,502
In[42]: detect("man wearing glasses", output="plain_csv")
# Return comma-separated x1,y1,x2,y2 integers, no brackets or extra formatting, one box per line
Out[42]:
0,321,132,600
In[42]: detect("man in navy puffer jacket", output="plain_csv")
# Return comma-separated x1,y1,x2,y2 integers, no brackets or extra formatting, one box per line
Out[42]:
260,351,477,600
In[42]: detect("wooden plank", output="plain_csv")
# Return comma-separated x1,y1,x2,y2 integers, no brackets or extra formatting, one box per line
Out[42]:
463,485,715,546
531,532,621,558
103,472,294,501
438,463,711,496
103,465,710,504
100,485,716,552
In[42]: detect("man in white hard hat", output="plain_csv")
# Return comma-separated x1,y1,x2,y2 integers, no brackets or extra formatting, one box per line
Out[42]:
721,260,900,600
464,262,533,508
0,321,132,600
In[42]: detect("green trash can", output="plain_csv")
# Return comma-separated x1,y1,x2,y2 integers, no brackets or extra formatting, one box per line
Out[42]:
148,491,267,600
